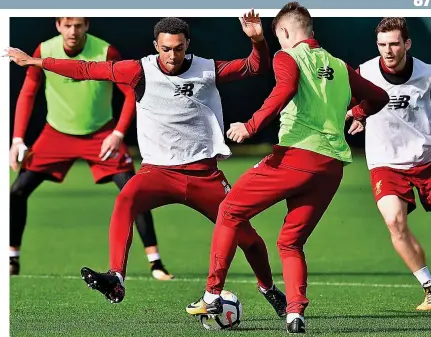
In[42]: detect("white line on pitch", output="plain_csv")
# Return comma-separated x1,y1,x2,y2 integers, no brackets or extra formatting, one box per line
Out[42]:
14,275,417,288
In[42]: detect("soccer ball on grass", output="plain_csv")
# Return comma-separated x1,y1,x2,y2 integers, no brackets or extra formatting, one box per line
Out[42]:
199,290,242,330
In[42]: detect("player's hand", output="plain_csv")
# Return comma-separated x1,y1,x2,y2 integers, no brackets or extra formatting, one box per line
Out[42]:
99,131,123,161
9,138,28,171
227,122,250,143
348,119,366,135
239,9,264,42
4,47,37,67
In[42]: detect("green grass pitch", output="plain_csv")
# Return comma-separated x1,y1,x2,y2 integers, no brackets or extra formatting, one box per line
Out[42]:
9,155,431,336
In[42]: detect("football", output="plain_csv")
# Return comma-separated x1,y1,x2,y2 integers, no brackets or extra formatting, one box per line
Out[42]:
200,290,242,330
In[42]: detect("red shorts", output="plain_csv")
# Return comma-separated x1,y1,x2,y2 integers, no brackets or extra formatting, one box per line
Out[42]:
370,162,431,213
22,122,135,183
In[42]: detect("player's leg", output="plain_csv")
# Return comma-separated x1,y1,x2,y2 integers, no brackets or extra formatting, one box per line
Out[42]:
83,122,171,280
10,124,75,275
187,150,343,333
378,196,425,274
407,162,431,310
278,170,342,330
183,169,286,317
81,165,184,303
187,155,311,316
371,167,431,310
112,171,173,281
10,170,48,275
203,157,309,295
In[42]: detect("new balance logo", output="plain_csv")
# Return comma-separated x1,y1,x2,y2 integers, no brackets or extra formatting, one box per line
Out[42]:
388,95,410,109
221,180,231,195
317,66,334,80
174,83,194,97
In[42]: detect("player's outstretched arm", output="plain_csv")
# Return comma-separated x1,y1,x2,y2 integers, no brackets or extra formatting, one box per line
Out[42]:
216,9,270,83
5,47,41,67
5,47,141,86
227,52,299,143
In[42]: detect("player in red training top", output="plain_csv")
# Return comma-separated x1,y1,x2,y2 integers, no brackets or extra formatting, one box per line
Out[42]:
185,3,389,334
7,12,288,317
9,17,171,281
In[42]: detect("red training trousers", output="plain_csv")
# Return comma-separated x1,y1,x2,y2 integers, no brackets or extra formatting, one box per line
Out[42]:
206,146,344,315
109,162,273,290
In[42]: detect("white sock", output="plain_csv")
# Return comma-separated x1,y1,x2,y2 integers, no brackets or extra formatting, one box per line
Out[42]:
114,272,124,286
258,284,274,294
147,253,160,262
203,291,220,304
413,266,431,286
10,250,20,258
286,313,305,324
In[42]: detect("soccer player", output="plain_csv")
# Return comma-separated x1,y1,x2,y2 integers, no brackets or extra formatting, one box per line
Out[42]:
9,17,173,281
6,12,289,318
348,17,431,311
185,3,390,334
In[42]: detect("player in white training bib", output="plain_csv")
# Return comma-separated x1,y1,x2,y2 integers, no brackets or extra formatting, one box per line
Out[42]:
6,12,288,313
351,17,431,311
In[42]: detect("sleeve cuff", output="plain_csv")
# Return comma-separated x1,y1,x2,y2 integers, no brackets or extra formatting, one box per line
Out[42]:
113,130,124,138
41,57,52,69
351,105,366,121
244,122,255,137
12,137,24,144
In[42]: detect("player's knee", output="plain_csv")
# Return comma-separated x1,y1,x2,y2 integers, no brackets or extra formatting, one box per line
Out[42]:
384,214,409,240
277,226,307,254
237,225,261,250
378,196,408,235
276,241,305,258
114,189,135,209
10,181,28,200
217,200,248,226
218,198,230,214
216,200,230,221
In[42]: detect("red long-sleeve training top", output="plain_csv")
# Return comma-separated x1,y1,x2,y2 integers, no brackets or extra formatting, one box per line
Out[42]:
242,39,389,136
13,44,136,138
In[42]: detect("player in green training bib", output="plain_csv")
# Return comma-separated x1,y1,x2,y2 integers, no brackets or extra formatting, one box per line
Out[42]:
9,17,173,281
279,43,353,163
187,2,389,334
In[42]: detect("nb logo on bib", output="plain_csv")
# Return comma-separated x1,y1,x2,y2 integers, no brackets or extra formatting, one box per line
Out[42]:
317,66,334,80
174,83,194,97
388,95,410,110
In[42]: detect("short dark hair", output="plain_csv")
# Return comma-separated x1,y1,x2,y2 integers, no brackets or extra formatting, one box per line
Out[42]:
154,17,190,40
55,17,89,24
376,17,409,42
272,2,313,35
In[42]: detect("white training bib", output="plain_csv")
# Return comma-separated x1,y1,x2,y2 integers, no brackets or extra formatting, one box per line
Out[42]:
360,56,431,169
136,54,231,165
